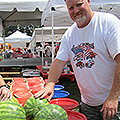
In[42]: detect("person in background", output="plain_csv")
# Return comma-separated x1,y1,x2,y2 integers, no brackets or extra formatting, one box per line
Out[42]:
53,44,57,57
34,0,120,119
0,75,12,101
44,43,52,57
54,42,60,57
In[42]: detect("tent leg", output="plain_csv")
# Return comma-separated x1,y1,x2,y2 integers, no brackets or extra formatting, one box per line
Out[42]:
52,10,54,63
2,26,5,59
42,26,44,65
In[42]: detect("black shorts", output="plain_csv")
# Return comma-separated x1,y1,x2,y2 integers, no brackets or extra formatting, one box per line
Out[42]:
79,102,119,120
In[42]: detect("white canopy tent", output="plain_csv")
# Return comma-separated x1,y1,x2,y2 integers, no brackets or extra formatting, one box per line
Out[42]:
33,26,70,42
0,0,48,58
0,0,48,27
31,26,70,63
5,30,32,48
41,0,120,27
41,0,120,64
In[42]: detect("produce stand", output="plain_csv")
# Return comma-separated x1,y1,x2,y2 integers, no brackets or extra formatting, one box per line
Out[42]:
36,65,75,81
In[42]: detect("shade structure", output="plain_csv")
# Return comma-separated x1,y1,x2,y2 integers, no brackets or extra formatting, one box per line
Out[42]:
0,0,48,58
33,26,70,42
31,26,70,64
5,30,32,42
41,0,120,27
0,0,48,26
40,0,120,63
0,30,32,48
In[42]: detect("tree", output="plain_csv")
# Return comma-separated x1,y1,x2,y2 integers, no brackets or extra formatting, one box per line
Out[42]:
5,24,34,37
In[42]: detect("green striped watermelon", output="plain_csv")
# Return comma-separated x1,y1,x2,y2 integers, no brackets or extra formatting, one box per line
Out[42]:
24,96,49,119
0,96,19,105
0,100,26,120
11,96,20,104
34,104,68,120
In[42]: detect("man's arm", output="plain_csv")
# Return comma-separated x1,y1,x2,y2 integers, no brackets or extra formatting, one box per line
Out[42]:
34,58,67,101
101,53,120,120
0,75,6,85
0,75,12,101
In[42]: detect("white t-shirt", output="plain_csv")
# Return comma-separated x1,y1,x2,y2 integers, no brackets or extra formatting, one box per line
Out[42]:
56,12,120,106
44,46,52,57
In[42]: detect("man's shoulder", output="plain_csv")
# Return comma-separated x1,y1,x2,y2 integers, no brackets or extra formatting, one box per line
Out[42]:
94,12,120,26
95,11,118,19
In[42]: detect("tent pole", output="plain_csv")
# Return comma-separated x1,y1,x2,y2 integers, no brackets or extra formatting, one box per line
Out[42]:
2,22,5,59
33,26,36,56
51,7,55,63
42,26,44,65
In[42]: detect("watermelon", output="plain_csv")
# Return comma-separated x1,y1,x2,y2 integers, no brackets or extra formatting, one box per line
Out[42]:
34,104,68,120
27,80,45,88
0,100,26,120
26,77,45,87
24,96,49,119
13,91,32,98
26,77,43,82
12,83,28,88
12,87,29,93
11,96,20,104
16,97,29,107
13,77,26,82
7,81,14,86
27,80,44,86
29,84,44,95
0,96,19,104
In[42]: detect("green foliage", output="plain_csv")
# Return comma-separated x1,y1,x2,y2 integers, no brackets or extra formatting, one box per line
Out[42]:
5,26,17,37
4,24,34,37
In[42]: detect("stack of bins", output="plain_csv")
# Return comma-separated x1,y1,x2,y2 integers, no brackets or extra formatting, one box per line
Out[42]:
50,85,87,120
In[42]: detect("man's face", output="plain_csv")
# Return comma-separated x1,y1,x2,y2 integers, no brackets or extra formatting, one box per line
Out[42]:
66,0,90,27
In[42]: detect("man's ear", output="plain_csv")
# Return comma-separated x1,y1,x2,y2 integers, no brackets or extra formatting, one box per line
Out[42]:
86,0,90,5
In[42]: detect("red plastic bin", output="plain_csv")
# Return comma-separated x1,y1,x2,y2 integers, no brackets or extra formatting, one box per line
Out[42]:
49,98,79,110
66,110,87,120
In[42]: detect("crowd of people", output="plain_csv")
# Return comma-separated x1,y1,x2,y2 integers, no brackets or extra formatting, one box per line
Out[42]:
36,42,60,58
0,42,61,59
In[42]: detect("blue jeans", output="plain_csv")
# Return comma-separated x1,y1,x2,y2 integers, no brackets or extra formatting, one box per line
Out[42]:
79,102,119,120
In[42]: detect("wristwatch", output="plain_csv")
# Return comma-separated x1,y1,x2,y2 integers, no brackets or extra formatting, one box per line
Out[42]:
0,84,10,89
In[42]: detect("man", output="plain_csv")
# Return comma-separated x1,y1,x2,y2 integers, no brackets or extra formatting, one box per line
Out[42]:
0,75,12,101
35,0,120,119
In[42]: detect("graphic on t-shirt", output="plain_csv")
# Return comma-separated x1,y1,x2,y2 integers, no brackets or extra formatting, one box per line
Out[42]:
71,43,97,69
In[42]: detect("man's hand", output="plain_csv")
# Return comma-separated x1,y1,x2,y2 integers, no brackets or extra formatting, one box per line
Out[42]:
101,97,118,120
34,82,55,101
0,87,12,101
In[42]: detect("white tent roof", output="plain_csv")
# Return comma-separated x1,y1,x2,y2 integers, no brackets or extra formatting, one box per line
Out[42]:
5,30,32,42
0,0,48,26
42,0,120,27
0,0,47,11
0,30,32,47
34,26,70,42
